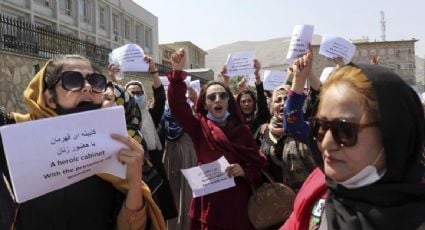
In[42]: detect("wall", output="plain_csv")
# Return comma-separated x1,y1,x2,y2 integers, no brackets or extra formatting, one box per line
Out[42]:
0,50,154,113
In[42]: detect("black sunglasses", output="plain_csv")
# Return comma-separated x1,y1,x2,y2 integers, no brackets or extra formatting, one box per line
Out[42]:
309,117,380,147
51,71,107,93
206,92,229,101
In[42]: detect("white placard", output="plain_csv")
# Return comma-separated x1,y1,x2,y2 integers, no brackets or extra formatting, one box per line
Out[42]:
190,80,201,96
181,156,235,198
0,107,127,203
160,76,191,100
287,25,314,64
319,35,356,64
263,70,288,91
225,51,255,77
246,70,266,86
111,43,149,72
320,67,336,83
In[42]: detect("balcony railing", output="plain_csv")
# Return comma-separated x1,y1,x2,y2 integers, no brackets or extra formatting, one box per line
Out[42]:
0,15,172,74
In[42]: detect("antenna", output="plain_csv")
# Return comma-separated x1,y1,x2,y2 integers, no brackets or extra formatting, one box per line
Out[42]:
381,11,386,41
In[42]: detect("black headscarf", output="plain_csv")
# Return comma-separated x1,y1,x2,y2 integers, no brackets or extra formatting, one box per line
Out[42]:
308,64,425,230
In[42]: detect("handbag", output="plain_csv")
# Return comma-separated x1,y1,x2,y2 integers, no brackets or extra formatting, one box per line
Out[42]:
248,170,296,230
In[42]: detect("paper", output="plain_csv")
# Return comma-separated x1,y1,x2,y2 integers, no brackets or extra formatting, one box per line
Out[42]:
225,51,255,77
111,43,149,72
0,107,128,203
319,35,356,64
181,156,235,197
160,76,191,100
263,70,288,91
190,80,201,96
286,25,314,64
246,70,265,86
319,67,336,83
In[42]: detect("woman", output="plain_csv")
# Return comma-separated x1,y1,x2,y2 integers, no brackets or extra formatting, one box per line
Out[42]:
282,53,425,229
0,55,165,229
221,60,270,135
167,48,267,229
258,84,316,191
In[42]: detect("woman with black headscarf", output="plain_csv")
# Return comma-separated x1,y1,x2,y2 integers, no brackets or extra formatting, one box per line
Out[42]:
281,51,425,230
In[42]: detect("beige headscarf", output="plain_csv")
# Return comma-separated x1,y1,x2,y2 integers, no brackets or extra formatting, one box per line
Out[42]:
11,61,166,229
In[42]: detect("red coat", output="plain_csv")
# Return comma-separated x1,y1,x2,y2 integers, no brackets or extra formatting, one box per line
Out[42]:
281,168,327,230
167,70,266,229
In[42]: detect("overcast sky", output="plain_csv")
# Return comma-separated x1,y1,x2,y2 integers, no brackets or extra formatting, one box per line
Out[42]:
134,0,425,57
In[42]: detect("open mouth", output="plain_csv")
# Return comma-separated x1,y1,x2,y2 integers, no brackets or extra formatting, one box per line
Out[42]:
214,105,223,112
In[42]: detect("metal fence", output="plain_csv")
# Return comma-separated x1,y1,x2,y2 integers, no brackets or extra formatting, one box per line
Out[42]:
0,15,171,74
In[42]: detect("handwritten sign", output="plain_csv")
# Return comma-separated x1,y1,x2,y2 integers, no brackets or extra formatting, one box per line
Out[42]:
287,25,314,64
263,70,288,91
0,107,128,203
319,66,336,83
319,35,356,64
225,51,255,77
111,43,149,72
181,156,235,197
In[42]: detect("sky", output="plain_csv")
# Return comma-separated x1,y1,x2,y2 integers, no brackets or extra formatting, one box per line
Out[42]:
134,0,425,57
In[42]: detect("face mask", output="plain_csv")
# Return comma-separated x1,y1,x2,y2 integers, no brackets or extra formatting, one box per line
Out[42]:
134,95,145,107
207,110,230,123
338,149,386,189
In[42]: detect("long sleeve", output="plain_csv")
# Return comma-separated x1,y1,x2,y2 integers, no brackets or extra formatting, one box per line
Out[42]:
166,70,201,146
254,82,270,130
149,85,166,127
284,90,309,143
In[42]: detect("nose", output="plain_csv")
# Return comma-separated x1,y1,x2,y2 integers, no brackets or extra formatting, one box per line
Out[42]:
319,128,339,150
81,79,93,93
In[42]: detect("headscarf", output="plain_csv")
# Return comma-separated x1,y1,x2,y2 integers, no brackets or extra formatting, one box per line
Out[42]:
125,80,162,151
11,61,166,230
308,64,425,229
195,81,267,169
160,106,184,141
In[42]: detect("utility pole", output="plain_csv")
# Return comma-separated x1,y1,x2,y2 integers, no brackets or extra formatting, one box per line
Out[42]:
380,11,386,41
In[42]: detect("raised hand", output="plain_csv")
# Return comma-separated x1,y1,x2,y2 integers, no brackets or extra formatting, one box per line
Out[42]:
171,48,185,71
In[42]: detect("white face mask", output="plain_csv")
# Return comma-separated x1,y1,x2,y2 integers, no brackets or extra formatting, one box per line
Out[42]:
338,149,386,189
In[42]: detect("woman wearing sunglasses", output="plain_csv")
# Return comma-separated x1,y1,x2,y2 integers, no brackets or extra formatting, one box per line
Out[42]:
167,48,267,229
281,52,425,229
0,55,165,229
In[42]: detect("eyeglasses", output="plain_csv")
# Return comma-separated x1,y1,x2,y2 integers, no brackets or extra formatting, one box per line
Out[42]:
130,91,144,96
51,71,107,93
206,92,229,101
309,117,380,147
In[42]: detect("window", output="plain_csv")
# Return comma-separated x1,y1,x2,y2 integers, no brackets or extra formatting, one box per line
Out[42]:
144,26,152,52
79,0,91,23
59,0,72,16
399,63,413,70
112,14,119,35
378,48,385,56
124,19,130,40
98,6,106,29
388,48,394,55
163,49,172,59
35,0,53,8
135,24,144,45
360,49,368,57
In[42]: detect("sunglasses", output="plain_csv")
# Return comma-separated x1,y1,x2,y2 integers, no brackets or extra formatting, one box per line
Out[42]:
130,91,144,96
206,92,229,101
309,117,379,147
51,71,107,93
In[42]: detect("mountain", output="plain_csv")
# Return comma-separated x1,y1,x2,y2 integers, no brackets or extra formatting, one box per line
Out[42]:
205,35,322,75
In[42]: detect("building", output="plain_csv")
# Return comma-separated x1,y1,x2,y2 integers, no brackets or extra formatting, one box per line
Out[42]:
0,0,159,60
160,41,207,69
312,38,418,85
160,41,213,84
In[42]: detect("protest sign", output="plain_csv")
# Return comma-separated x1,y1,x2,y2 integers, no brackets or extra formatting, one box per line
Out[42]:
225,51,255,77
287,25,314,64
0,107,127,203
319,35,356,64
181,156,235,197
